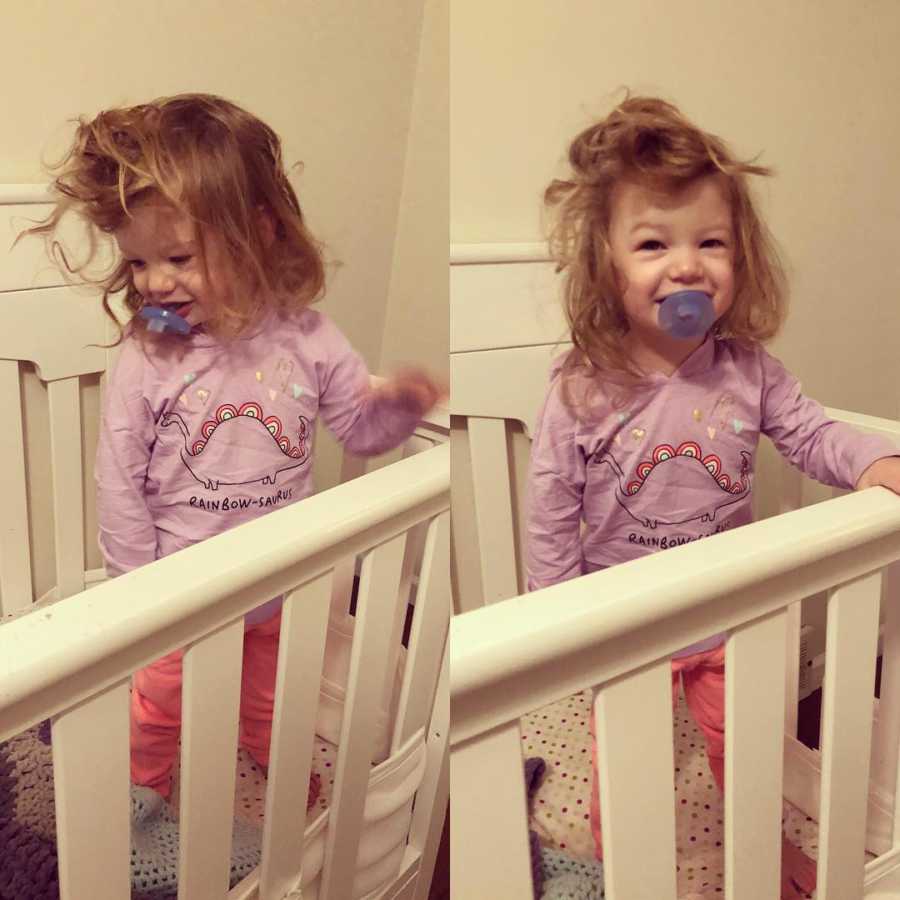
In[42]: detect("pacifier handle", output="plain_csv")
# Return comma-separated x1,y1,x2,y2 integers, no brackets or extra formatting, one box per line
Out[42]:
139,306,192,335
657,291,716,339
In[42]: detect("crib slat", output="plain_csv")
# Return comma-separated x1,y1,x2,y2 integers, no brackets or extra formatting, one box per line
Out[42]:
778,460,804,740
595,659,677,899
873,566,900,790
48,377,85,599
393,510,451,751
319,531,407,900
467,416,518,605
860,561,900,855
381,556,411,747
329,431,362,619
330,553,356,622
784,601,801,737
878,563,900,844
0,359,34,614
725,610,787,899
394,433,433,607
52,681,130,900
817,570,881,899
258,571,332,900
178,619,245,900
410,639,449,900
450,722,532,900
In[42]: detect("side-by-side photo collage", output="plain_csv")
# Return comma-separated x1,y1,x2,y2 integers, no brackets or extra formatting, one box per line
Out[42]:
1,2,900,899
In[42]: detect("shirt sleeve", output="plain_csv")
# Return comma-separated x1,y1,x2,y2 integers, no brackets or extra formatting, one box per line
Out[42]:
95,346,159,577
759,347,899,489
315,317,421,456
526,375,586,591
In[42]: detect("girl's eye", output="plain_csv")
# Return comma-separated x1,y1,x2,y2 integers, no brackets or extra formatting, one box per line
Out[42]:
170,255,192,265
127,260,145,270
637,240,664,251
701,239,726,249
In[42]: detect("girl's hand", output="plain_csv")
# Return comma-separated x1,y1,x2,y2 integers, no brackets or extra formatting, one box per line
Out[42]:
374,367,448,417
856,456,900,494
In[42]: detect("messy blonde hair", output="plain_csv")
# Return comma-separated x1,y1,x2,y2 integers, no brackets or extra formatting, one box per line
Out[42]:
22,93,325,343
545,95,787,413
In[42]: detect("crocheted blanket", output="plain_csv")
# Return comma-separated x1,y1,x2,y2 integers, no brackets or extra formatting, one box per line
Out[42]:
0,723,176,900
0,721,335,900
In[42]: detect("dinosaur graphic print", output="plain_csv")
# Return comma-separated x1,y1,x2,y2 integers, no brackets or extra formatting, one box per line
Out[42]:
593,441,751,529
161,402,311,491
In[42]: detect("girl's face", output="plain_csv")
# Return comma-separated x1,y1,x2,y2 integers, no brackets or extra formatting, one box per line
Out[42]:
608,174,735,358
114,197,229,328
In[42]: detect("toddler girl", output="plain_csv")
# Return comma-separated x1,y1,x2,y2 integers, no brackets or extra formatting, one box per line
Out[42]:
527,96,900,900
28,92,443,890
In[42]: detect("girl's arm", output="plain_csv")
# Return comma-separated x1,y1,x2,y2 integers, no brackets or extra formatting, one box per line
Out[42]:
856,456,900,494
95,360,158,578
526,377,586,591
759,349,900,491
316,320,440,457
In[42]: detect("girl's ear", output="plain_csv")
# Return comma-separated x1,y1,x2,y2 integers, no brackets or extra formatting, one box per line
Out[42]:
256,206,276,248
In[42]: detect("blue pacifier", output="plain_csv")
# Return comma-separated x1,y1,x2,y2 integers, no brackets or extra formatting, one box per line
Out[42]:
657,290,716,339
139,305,192,335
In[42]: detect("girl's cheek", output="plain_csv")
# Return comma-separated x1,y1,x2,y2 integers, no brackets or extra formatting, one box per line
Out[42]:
186,273,206,296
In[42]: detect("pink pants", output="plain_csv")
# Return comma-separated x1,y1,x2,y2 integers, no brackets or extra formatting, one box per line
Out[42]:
131,612,281,797
589,644,726,859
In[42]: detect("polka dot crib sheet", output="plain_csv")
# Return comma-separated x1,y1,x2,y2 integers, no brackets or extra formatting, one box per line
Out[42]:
519,688,820,898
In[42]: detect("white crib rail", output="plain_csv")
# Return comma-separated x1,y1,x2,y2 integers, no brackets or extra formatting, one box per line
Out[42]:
0,441,449,900
451,486,900,900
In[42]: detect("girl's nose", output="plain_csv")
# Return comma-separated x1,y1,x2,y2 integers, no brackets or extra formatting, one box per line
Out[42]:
669,249,703,282
145,266,175,299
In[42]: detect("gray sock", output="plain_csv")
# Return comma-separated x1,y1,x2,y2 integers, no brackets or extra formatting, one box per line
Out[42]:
540,847,604,899
130,784,261,893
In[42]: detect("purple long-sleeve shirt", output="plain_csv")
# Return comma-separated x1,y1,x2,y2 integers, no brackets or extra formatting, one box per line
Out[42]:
527,337,898,652
97,308,420,621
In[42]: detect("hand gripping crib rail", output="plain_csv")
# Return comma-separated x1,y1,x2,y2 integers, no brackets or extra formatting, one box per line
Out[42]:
0,185,450,900
449,242,900,899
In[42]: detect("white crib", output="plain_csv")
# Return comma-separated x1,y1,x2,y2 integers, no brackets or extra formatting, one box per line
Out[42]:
449,243,900,899
0,184,450,900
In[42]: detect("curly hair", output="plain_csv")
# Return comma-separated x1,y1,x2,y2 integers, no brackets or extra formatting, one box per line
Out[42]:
544,94,787,415
20,93,326,343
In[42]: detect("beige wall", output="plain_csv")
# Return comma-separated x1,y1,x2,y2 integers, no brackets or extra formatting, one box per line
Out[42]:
382,0,449,381
450,0,900,608
451,0,900,418
1,2,446,600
